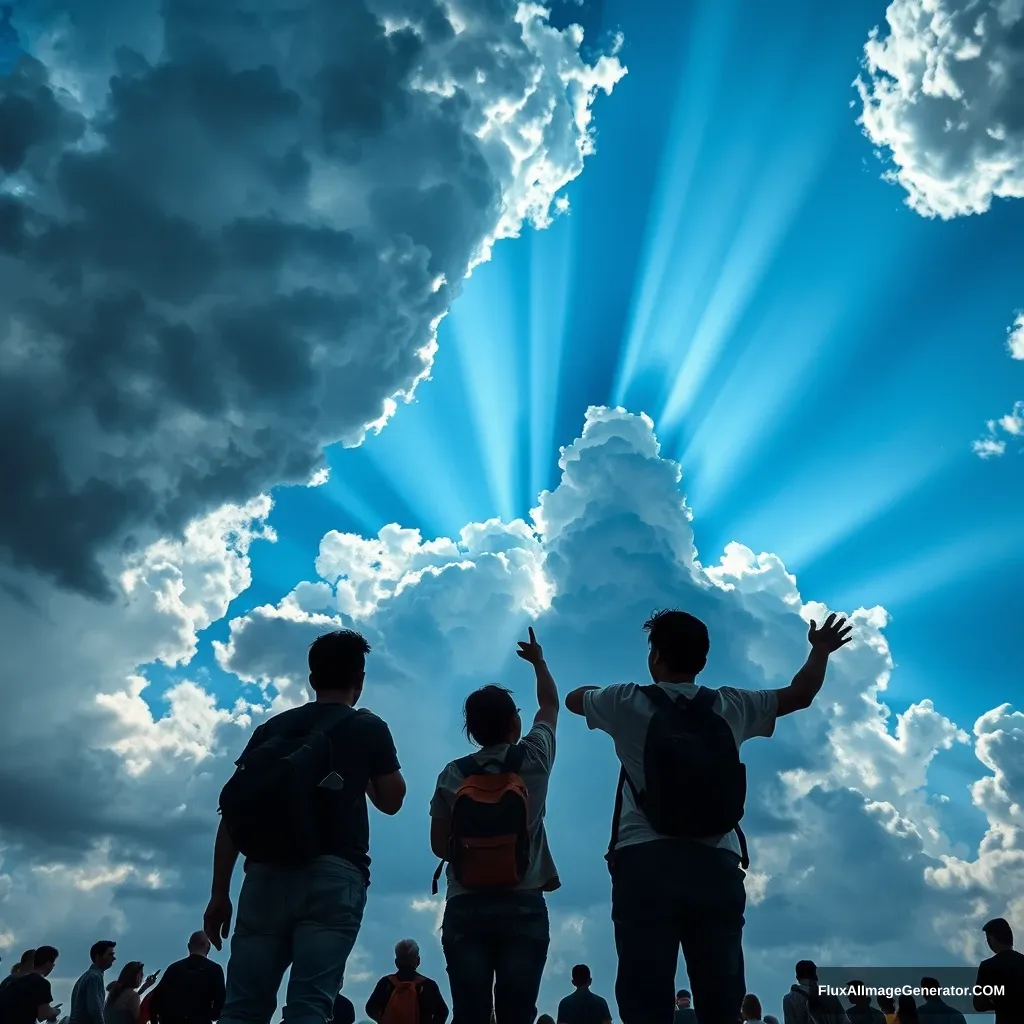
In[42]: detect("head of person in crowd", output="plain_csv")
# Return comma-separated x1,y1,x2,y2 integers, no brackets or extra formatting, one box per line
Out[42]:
11,950,36,978
33,947,59,977
795,960,818,989
764,1016,780,1024
919,977,942,1003
676,989,692,1009
394,939,420,971
983,917,1014,952
308,629,370,702
187,931,211,957
877,994,896,1014
846,980,872,1008
895,993,918,1021
90,941,117,971
464,684,521,747
571,965,593,989
741,993,763,1021
537,1016,555,1024
107,962,144,1003
644,609,710,683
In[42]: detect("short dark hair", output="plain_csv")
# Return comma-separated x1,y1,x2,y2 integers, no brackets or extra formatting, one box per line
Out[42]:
983,918,1013,946
795,959,817,980
34,947,58,968
677,990,691,1000
464,685,517,747
571,964,591,986
308,630,370,691
90,940,115,963
877,995,896,1012
847,980,869,1007
741,994,762,1019
18,950,35,967
920,977,940,995
643,609,710,675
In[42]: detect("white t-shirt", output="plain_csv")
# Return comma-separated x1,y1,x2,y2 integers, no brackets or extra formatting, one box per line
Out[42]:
583,681,778,856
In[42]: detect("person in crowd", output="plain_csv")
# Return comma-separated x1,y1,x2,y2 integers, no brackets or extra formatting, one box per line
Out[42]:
917,977,965,1022
104,962,159,1024
364,939,448,1024
894,996,918,1023
674,990,696,1024
538,1017,555,1024
845,981,884,1022
876,996,896,1023
782,960,848,1024
430,627,560,1024
973,917,1024,1023
1,951,38,992
555,964,612,1024
149,932,224,1024
333,994,356,1024
0,946,61,1024
765,1016,781,1024
566,609,852,1024
70,941,117,1024
742,994,765,1022
206,630,406,1024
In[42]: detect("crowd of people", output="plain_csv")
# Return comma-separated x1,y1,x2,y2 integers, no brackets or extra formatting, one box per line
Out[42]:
1,610,1022,1024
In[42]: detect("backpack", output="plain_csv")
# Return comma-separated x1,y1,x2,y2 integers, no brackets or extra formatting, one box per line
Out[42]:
608,685,749,867
431,745,530,894
380,975,421,1024
219,705,357,864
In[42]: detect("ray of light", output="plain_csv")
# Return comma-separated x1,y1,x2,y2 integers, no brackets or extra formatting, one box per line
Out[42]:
447,259,523,523
528,215,576,501
612,0,739,405
317,459,386,537
726,433,956,571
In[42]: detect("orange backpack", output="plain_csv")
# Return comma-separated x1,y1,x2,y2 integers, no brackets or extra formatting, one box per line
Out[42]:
431,745,530,894
380,975,421,1024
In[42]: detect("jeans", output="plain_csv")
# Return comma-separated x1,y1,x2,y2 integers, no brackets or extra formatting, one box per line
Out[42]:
441,892,549,1024
610,839,746,1024
220,856,367,1024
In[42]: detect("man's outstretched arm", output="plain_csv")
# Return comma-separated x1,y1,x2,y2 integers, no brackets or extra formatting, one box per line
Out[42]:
517,627,560,729
774,613,852,717
565,686,598,717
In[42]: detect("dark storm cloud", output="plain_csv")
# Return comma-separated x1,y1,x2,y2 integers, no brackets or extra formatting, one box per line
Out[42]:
0,0,523,597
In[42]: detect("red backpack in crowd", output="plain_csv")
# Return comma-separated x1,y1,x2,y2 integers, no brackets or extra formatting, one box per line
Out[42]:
380,975,422,1024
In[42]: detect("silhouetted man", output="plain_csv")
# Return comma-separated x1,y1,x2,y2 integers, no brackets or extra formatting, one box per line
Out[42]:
365,939,447,1024
782,961,847,1024
741,995,765,1023
674,990,696,1024
556,965,612,1024
844,981,884,1023
0,946,61,1024
149,932,224,1024
567,610,852,1024
917,977,964,1023
974,918,1024,1023
70,942,116,1024
208,630,406,1024
332,993,355,1024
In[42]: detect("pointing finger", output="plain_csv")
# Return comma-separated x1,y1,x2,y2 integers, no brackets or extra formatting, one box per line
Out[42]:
528,626,536,642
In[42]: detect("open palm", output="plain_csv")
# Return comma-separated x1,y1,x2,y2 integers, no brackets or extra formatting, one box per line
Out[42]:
808,612,852,653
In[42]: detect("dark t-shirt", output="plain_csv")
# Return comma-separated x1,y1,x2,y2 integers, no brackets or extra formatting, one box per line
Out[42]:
240,703,400,881
332,994,355,1024
556,988,612,1024
150,954,225,1024
976,948,1024,1024
0,973,53,1024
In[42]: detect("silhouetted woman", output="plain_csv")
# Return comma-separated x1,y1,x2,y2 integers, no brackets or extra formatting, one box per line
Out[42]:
895,994,919,1023
105,962,159,1024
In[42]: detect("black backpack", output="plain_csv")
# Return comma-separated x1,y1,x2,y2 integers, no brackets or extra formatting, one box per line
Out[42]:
608,685,748,867
219,705,358,864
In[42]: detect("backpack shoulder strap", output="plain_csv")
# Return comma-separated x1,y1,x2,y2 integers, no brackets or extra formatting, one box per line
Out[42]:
503,744,526,774
639,683,674,712
308,703,357,737
453,755,481,778
690,686,717,712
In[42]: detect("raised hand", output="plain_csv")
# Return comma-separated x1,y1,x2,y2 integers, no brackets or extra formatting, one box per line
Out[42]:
808,612,852,654
516,626,545,666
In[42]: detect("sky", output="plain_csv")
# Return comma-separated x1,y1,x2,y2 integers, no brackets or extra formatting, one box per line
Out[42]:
0,0,1023,1020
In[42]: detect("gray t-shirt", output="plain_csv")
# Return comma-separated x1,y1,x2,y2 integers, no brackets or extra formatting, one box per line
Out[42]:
584,681,777,856
430,721,559,897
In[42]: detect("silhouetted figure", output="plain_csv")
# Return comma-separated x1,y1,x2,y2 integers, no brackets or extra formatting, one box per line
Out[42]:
105,962,158,1024
209,630,406,1024
0,946,61,1024
674,990,697,1024
765,1017,781,1024
917,977,964,1023
365,939,448,1024
0,951,38,993
149,932,224,1024
332,994,356,1024
567,610,852,1024
894,996,918,1023
973,917,1024,1023
538,1016,556,1024
782,961,848,1024
555,964,612,1024
430,628,560,1024
70,942,117,1024
742,994,765,1022
876,996,896,1022
845,980,884,1023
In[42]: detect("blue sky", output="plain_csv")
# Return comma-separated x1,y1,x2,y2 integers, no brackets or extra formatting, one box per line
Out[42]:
2,0,1023,1020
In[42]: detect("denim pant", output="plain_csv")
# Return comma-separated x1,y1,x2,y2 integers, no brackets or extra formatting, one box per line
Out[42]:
441,892,549,1024
610,840,746,1024
220,856,366,1024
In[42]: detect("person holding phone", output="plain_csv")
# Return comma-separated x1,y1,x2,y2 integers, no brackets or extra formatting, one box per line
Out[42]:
0,946,62,1024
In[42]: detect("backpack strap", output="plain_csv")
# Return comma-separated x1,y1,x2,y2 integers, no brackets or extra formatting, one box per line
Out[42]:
503,743,526,774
